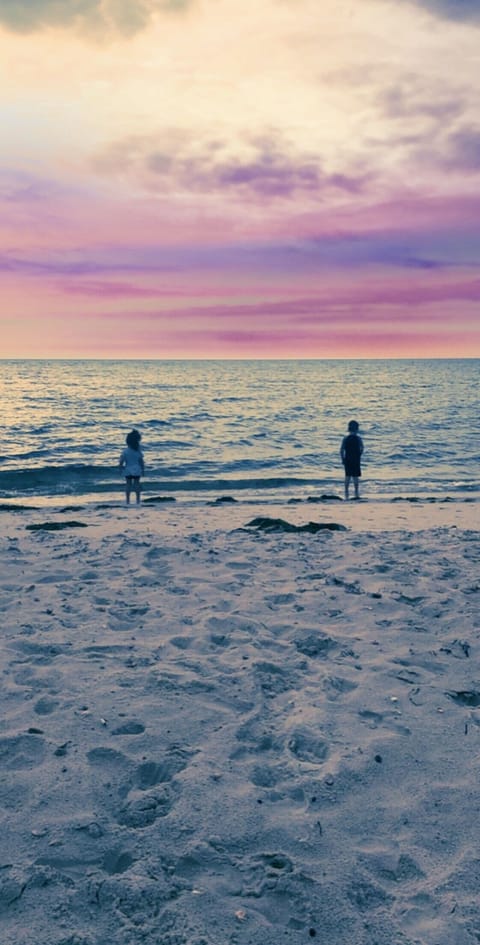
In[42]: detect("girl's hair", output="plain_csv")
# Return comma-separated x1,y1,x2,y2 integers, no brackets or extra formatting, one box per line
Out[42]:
348,420,359,432
126,428,142,449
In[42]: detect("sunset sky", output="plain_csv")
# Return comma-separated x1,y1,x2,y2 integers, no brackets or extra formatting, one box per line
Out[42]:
1,0,479,358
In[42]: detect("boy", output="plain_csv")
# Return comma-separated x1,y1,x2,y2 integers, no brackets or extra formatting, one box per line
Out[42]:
340,420,363,500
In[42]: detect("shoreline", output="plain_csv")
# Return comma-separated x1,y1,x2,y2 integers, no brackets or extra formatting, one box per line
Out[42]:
0,492,479,532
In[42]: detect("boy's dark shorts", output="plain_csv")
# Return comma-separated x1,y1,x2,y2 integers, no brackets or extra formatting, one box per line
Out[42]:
344,463,361,478
125,476,140,486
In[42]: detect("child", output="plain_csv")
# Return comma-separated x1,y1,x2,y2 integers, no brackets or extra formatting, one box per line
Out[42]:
119,429,145,505
340,420,364,500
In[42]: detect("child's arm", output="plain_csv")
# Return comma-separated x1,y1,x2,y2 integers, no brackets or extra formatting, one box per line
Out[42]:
340,437,346,463
119,450,126,470
140,452,145,476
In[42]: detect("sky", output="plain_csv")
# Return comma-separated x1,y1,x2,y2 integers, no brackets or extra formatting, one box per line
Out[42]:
1,0,479,358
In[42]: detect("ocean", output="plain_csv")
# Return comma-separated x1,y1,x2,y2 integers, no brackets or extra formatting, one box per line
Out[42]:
0,359,478,506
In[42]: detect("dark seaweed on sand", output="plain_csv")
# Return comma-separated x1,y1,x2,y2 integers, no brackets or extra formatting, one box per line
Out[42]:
143,496,177,504
245,517,347,533
0,504,40,512
26,521,89,531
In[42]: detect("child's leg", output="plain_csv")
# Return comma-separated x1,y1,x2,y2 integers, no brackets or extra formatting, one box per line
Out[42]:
134,478,141,504
125,477,132,505
344,475,351,500
353,476,360,499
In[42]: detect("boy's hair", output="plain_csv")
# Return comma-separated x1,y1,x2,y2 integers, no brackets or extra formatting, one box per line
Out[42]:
126,428,141,449
348,420,359,432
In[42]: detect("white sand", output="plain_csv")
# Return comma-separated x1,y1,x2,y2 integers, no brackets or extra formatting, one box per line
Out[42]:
1,498,479,945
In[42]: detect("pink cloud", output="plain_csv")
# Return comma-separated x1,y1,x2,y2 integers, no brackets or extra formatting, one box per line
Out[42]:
2,165,480,357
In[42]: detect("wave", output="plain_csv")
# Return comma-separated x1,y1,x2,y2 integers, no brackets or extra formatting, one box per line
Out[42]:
0,464,113,493
0,461,478,500
0,464,328,498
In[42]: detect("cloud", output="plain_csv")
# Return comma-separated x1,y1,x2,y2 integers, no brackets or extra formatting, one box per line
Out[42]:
422,0,480,22
0,251,180,276
401,0,480,22
0,168,80,204
0,0,190,37
444,126,480,171
1,222,478,279
59,279,204,297
157,278,480,315
94,131,368,200
379,81,464,125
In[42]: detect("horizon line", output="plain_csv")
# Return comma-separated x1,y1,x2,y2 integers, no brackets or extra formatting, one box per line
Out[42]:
1,355,479,363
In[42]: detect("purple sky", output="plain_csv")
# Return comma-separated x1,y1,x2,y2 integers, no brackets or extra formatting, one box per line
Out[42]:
1,0,479,357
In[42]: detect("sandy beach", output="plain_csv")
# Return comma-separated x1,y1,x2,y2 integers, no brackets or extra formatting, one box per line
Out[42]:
1,497,479,945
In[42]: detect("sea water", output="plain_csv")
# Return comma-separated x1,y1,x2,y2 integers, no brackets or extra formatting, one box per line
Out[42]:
0,359,478,505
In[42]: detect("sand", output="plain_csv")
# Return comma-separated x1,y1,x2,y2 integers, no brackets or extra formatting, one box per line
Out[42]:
0,497,479,945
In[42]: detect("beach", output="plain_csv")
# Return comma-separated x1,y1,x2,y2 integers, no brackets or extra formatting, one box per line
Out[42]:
1,497,479,944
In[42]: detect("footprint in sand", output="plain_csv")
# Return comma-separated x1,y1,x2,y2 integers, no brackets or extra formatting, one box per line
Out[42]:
0,867,28,910
287,728,329,764
94,869,172,922
171,841,307,932
101,848,136,875
111,721,145,736
115,745,193,828
346,874,394,912
34,696,59,715
249,763,287,788
358,708,411,735
134,746,193,789
169,635,193,650
232,716,283,757
117,787,174,827
293,632,338,659
0,733,47,769
253,660,299,697
9,641,66,664
266,592,297,606
237,851,313,929
87,746,131,770
357,846,425,884
321,675,358,700
173,840,236,885
13,665,62,692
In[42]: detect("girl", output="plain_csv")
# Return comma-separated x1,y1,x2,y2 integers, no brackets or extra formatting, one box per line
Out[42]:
119,429,145,504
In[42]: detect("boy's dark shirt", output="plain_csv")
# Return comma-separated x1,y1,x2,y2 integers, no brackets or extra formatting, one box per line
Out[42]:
342,433,363,477
342,433,363,461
